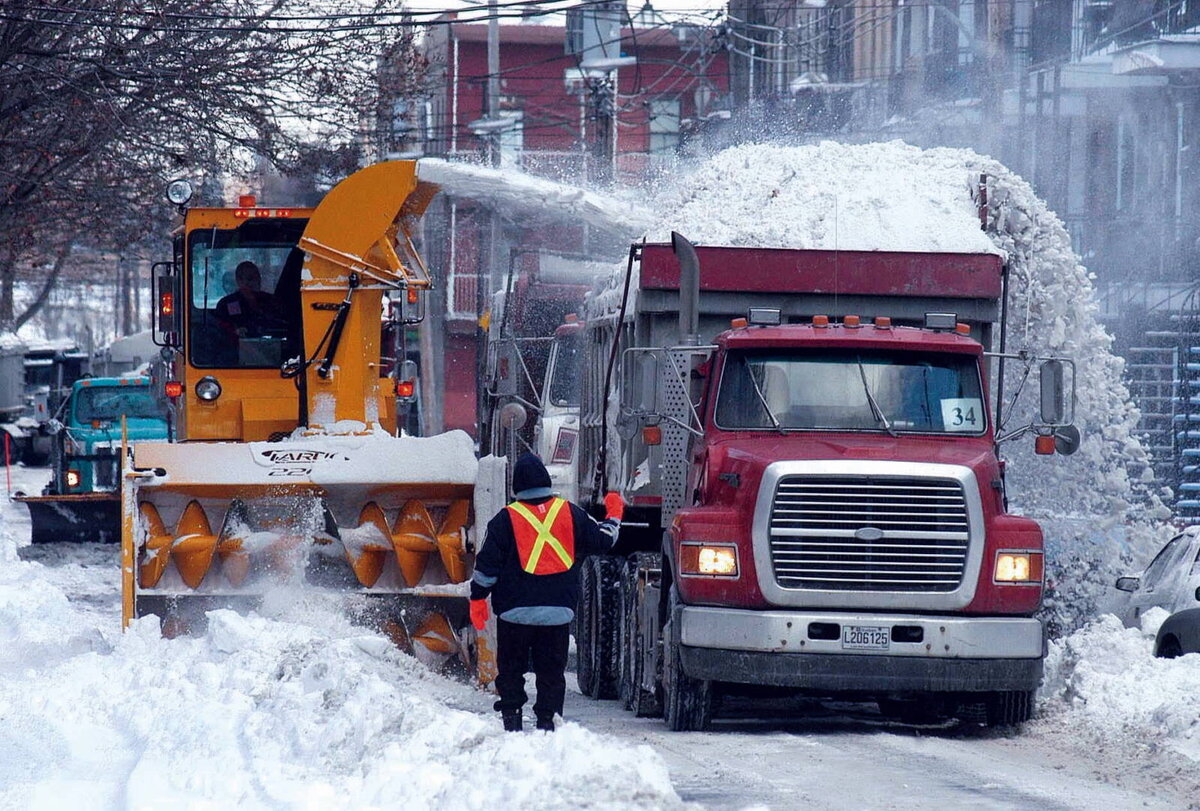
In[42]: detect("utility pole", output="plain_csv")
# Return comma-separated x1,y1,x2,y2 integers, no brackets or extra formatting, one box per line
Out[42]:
577,1,634,187
586,76,616,186
487,0,500,168
477,0,502,435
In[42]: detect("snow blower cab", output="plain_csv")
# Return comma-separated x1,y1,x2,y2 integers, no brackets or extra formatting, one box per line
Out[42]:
124,162,501,679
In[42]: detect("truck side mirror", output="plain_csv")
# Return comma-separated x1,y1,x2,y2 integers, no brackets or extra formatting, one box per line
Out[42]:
1115,576,1140,592
152,263,182,348
498,401,527,431
493,342,518,397
1053,424,1081,456
1039,359,1066,424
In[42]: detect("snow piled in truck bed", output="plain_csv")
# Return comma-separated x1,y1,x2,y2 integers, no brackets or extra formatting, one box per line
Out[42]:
1040,611,1200,763
652,142,999,255
635,141,1169,632
0,516,680,810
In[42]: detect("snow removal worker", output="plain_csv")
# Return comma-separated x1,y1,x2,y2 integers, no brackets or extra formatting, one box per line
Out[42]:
469,453,623,732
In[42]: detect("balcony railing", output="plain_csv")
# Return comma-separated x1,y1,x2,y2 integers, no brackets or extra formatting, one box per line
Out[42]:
1034,0,1200,65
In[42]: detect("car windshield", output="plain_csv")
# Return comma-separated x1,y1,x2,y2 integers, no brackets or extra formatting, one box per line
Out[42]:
547,332,581,407
188,219,307,369
715,349,986,434
73,386,163,423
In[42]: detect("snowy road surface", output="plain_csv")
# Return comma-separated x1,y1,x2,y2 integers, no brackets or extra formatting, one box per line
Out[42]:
3,464,1198,810
565,687,1200,809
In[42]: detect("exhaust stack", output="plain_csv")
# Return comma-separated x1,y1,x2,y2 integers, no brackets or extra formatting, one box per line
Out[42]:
671,231,701,346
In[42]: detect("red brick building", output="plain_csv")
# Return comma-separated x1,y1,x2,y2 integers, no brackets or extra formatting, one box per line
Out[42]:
402,13,729,436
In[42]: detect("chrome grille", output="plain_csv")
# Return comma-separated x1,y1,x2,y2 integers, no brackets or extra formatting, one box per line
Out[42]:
769,475,970,592
92,451,118,489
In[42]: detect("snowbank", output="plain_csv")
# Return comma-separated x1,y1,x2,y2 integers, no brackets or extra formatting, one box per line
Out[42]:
0,517,680,810
635,140,1170,632
1040,612,1200,763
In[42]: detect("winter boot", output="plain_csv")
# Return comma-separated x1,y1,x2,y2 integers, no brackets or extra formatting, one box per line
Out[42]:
535,714,555,732
501,710,523,732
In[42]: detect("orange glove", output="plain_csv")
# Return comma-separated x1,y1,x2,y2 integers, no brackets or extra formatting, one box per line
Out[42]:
470,599,489,631
604,491,625,521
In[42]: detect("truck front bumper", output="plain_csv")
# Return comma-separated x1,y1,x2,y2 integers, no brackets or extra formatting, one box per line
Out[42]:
679,606,1044,693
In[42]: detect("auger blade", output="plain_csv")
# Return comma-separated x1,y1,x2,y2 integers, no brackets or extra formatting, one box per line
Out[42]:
436,499,472,583
344,503,392,588
411,612,460,656
391,499,437,586
138,502,173,589
172,501,218,590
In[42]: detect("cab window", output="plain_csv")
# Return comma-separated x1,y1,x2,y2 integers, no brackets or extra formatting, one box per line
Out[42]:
73,387,163,423
188,219,306,369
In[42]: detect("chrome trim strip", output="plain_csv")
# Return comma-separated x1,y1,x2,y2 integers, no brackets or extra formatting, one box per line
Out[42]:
752,460,985,610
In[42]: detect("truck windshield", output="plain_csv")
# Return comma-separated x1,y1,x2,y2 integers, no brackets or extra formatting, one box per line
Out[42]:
188,219,307,369
74,387,163,423
715,349,986,435
547,333,581,407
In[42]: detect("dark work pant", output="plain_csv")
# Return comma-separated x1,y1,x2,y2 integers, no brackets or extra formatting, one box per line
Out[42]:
494,619,570,718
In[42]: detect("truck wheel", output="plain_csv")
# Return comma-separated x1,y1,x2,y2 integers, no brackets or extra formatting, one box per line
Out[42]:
577,556,619,699
663,591,711,731
984,690,1035,727
1156,636,1182,659
618,559,637,711
623,557,662,718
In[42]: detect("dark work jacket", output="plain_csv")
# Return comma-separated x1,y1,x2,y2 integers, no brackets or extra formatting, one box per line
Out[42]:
470,497,618,618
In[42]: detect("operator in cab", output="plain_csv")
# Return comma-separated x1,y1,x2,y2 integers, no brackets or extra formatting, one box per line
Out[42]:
214,261,279,341
469,453,624,732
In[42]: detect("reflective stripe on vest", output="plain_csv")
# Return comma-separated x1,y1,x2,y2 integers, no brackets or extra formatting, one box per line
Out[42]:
508,497,575,575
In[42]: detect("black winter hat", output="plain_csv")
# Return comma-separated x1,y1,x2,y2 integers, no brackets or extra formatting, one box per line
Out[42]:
511,453,552,499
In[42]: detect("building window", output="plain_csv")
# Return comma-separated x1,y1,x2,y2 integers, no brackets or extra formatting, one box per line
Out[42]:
648,98,680,155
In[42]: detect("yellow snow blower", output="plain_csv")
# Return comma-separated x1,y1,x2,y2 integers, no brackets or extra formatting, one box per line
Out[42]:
122,161,500,680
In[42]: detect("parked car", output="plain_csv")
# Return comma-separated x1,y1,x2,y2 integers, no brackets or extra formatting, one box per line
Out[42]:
1115,527,1200,657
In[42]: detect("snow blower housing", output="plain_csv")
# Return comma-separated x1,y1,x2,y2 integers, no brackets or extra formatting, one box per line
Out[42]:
123,162,500,678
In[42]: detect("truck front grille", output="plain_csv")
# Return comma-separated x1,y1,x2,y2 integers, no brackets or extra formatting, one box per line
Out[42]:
93,452,117,489
768,475,970,592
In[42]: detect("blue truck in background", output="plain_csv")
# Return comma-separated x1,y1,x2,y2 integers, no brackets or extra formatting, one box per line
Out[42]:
16,375,168,543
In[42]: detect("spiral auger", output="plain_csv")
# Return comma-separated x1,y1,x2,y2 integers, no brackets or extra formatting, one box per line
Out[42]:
126,486,481,669
133,497,471,593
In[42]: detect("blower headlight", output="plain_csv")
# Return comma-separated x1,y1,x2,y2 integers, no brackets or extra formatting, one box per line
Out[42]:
166,178,193,206
195,376,222,401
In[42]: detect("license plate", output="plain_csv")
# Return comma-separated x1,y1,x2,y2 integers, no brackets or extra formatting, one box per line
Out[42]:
841,624,890,651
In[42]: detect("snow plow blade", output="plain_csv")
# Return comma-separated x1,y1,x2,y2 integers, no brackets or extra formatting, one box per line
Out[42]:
16,492,120,544
122,433,503,678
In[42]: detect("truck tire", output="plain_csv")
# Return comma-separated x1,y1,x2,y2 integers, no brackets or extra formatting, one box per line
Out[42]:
577,556,619,699
662,591,711,731
985,690,1035,727
620,556,662,718
618,558,637,711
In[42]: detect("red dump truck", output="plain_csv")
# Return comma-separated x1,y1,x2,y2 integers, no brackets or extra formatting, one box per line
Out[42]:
567,234,1077,730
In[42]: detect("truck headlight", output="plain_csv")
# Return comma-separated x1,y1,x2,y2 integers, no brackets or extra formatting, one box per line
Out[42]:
994,550,1044,584
680,543,738,577
195,375,222,401
65,469,81,489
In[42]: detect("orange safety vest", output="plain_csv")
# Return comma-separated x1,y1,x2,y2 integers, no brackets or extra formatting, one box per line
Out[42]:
507,497,576,575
